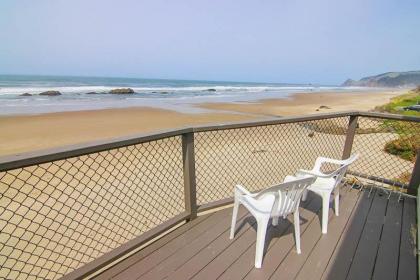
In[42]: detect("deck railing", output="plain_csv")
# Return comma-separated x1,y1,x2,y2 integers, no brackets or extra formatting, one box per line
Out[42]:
0,111,419,279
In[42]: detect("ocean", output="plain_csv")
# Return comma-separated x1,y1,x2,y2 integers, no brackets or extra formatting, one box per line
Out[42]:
0,75,372,115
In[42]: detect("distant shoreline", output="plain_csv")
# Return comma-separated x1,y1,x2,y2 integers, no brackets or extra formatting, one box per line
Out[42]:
0,74,402,116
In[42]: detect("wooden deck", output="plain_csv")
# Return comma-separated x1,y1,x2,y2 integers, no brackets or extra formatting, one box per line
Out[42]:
94,186,417,280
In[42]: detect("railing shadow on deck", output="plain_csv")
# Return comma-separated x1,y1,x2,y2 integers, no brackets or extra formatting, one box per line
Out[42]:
0,111,419,279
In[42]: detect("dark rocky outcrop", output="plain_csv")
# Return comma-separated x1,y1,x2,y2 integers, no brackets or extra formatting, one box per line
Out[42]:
39,90,61,96
86,91,100,94
20,93,32,96
319,105,331,109
342,71,420,87
342,79,357,86
204,88,216,92
109,88,134,94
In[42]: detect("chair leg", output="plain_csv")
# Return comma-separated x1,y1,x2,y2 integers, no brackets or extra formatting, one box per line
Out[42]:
334,188,340,216
294,210,301,254
255,216,269,268
321,192,331,234
230,198,240,239
272,216,279,226
302,189,308,201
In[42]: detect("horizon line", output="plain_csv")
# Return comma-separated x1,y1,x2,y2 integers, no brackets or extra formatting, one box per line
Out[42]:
0,73,335,87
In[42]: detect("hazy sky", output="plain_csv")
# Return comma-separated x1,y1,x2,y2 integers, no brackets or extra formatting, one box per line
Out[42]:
1,0,419,84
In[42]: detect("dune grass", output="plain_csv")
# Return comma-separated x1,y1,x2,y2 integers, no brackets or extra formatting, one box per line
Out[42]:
375,87,420,164
384,135,419,162
375,86,420,117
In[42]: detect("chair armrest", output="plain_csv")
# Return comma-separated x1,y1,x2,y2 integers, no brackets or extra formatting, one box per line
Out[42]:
312,155,354,173
297,169,333,178
317,156,349,165
235,184,252,196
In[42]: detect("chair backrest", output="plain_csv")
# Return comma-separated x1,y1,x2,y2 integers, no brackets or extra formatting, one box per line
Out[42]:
255,176,316,217
330,154,359,189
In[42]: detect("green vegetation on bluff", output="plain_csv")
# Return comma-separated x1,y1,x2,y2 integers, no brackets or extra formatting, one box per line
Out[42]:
375,87,420,168
384,135,419,162
375,86,420,117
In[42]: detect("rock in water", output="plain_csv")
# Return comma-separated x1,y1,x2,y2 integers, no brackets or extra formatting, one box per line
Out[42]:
86,91,99,94
20,93,32,96
204,88,216,92
109,88,135,94
39,90,61,96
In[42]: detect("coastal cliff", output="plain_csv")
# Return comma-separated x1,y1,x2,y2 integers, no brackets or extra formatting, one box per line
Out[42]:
342,71,420,87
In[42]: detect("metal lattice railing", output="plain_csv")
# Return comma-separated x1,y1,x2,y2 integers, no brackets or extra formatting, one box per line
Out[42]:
194,117,349,205
350,116,420,190
0,136,185,279
0,111,418,279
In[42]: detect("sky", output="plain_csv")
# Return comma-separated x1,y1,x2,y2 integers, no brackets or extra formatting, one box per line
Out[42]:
0,0,419,85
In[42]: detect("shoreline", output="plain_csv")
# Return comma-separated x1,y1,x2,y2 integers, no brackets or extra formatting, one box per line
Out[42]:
0,90,405,156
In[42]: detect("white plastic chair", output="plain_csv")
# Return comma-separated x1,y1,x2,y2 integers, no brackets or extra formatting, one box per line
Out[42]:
298,154,358,234
229,176,316,268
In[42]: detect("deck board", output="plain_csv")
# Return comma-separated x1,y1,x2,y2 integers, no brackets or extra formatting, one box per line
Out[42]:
94,186,417,280
346,189,388,280
372,195,403,280
398,197,418,280
137,207,251,280
321,188,376,280
294,187,360,280
112,209,245,280
168,213,257,280
95,214,211,280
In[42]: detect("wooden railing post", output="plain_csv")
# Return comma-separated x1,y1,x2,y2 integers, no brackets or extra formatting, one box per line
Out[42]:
342,115,358,159
408,150,420,195
182,132,197,220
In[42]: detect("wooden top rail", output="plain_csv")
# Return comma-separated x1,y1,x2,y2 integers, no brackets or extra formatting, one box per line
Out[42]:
0,127,193,172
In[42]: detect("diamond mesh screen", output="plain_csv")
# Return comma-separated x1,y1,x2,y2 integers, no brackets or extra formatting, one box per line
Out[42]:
0,114,418,279
350,116,420,187
0,136,185,279
194,117,349,204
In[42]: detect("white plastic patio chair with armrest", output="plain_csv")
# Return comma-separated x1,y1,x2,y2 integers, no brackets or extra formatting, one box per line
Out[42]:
229,176,316,268
297,154,358,234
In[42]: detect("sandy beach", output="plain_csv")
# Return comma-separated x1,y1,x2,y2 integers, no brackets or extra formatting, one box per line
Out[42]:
0,90,404,156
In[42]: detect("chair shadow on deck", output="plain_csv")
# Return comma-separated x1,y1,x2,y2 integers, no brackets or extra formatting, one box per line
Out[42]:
232,193,316,258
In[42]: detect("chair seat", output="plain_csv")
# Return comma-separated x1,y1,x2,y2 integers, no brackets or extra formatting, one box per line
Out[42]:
241,195,275,214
